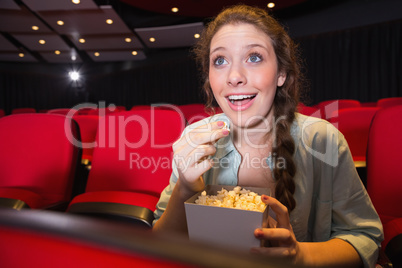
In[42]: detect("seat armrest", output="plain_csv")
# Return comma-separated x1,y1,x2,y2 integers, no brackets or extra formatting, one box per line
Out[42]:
68,202,154,228
0,198,30,210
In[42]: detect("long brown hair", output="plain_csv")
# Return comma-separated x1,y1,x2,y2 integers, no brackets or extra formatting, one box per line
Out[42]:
194,5,302,212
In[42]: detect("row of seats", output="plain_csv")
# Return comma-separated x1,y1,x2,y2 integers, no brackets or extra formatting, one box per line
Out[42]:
0,109,186,228
0,103,401,266
2,96,400,118
298,97,402,119
0,103,222,117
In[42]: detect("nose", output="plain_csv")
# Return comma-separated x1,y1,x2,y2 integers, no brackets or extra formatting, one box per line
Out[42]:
227,64,246,87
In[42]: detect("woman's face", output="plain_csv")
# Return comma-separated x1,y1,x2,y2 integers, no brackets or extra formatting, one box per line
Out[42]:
209,23,286,130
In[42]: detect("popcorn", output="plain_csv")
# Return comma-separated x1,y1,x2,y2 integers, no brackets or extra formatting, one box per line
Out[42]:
194,186,266,212
222,121,230,131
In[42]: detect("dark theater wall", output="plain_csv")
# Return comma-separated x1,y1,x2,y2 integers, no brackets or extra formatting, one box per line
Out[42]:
0,0,401,113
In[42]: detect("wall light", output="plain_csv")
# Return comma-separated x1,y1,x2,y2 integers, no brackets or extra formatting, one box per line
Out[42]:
69,71,79,81
106,19,113,24
267,2,275,8
32,26,39,31
149,37,155,42
171,7,179,13
57,20,64,26
132,51,138,56
39,39,46,45
194,33,200,39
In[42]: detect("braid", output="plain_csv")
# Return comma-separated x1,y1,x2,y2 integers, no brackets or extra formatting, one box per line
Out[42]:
273,93,297,212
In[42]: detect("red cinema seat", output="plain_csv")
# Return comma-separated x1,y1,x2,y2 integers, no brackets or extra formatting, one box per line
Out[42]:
377,97,402,109
0,209,286,268
361,102,377,107
72,115,100,164
130,105,152,110
0,114,81,209
366,105,402,266
318,99,361,120
297,103,321,118
87,107,120,116
179,103,209,124
11,107,36,114
0,210,191,268
47,108,78,116
329,107,379,166
67,110,185,227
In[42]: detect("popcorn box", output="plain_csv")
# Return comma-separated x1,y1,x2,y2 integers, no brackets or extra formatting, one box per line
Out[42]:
184,185,270,250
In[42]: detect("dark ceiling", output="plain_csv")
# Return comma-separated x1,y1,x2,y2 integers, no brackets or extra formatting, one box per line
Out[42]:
0,0,353,64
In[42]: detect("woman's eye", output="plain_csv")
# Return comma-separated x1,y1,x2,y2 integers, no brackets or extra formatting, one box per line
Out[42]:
248,54,262,63
214,57,227,66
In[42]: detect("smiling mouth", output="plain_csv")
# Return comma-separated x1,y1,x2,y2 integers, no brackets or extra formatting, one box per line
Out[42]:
227,94,257,105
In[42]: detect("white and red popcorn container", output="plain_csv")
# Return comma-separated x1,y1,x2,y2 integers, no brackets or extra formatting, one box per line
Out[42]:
184,185,270,250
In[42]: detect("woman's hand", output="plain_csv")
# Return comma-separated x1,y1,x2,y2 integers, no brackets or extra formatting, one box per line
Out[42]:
252,195,305,264
172,121,229,192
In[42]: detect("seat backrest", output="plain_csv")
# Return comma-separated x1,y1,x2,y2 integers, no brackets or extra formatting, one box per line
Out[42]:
0,114,80,205
366,105,402,224
377,97,402,109
11,108,36,114
318,99,361,120
0,210,193,268
179,104,209,123
86,110,185,197
72,115,100,162
330,107,379,162
0,209,286,268
297,103,321,118
47,108,77,116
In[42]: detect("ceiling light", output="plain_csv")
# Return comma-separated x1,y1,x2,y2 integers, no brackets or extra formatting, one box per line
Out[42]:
106,19,113,25
32,26,39,31
267,2,275,8
149,37,155,42
132,51,138,56
69,71,79,81
94,52,100,57
194,33,200,39
55,50,61,55
57,20,64,26
171,7,179,13
39,39,46,45
125,38,132,43
72,0,80,4
19,53,24,58
79,38,85,43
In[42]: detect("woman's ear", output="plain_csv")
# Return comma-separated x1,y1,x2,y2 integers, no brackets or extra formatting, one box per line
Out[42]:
277,72,287,87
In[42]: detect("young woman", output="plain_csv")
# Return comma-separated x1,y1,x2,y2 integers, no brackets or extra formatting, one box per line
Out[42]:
153,5,383,267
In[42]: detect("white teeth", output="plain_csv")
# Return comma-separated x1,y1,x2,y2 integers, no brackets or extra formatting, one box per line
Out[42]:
228,94,256,100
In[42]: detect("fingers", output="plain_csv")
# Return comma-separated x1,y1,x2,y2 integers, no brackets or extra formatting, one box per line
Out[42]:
254,228,294,244
250,246,297,258
261,195,291,228
173,121,229,153
173,121,229,187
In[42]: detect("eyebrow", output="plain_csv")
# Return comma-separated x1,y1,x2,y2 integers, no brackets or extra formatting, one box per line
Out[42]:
210,43,268,56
